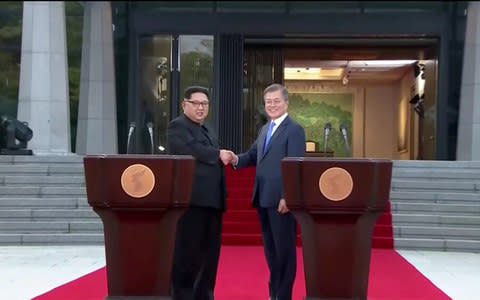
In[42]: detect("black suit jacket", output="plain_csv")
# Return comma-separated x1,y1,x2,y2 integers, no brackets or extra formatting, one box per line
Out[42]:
166,115,227,211
236,115,305,208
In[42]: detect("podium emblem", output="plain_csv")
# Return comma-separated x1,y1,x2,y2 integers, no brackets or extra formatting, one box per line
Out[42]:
318,167,353,201
121,164,155,198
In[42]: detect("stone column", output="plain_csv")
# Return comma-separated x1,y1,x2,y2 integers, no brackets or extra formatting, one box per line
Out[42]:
457,2,480,160
17,1,71,154
75,1,118,154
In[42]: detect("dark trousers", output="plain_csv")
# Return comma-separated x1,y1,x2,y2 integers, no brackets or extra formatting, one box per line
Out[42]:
258,207,297,300
171,206,223,300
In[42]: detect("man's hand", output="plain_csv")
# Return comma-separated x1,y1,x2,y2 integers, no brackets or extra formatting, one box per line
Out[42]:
219,150,231,165
277,198,289,214
219,150,238,165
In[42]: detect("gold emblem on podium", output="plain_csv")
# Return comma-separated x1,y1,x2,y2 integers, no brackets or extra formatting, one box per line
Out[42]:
121,164,155,198
318,167,353,201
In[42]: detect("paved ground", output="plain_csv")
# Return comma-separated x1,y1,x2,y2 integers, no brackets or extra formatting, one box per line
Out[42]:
0,246,479,300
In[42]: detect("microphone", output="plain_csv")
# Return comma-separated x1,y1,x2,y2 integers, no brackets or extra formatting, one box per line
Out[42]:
339,123,347,138
339,123,351,156
146,122,154,154
126,122,136,154
147,122,153,134
324,122,332,153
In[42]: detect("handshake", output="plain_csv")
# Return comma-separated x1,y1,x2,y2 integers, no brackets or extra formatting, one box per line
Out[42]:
219,150,238,166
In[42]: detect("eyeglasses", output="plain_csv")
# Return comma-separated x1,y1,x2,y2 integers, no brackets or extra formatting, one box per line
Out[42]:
264,99,284,106
185,100,209,108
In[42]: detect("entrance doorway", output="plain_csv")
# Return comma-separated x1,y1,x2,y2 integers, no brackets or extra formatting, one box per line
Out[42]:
243,39,438,160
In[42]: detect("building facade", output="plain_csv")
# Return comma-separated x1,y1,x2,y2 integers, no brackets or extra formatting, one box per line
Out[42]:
1,1,478,160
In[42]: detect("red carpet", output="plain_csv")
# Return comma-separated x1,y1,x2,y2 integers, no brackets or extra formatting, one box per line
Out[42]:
33,246,451,300
222,167,394,248
33,165,419,299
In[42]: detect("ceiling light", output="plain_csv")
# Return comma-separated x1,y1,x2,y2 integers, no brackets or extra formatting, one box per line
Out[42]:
352,60,416,67
284,67,343,80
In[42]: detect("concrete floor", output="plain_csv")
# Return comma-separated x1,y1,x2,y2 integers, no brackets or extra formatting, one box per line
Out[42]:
1,246,479,300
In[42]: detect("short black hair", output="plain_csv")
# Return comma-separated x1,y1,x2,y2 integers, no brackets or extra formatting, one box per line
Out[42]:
184,86,209,99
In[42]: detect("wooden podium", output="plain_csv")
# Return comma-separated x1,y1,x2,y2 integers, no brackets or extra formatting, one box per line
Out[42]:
84,154,195,300
305,151,334,158
282,157,392,300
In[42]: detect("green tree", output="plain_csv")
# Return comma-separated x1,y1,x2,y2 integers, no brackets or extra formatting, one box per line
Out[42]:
0,2,22,119
0,2,83,153
65,2,83,152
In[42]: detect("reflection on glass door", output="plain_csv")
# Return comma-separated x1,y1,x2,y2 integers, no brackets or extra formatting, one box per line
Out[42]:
242,46,283,151
179,35,214,124
139,35,171,153
137,35,214,154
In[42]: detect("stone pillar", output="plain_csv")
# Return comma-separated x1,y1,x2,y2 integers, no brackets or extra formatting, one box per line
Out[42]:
457,2,480,160
18,1,71,154
76,1,118,154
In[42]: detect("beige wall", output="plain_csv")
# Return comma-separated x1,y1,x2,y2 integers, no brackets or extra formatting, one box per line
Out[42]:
286,70,415,159
397,69,417,160
363,84,396,158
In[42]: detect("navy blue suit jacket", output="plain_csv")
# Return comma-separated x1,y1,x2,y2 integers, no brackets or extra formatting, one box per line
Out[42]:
236,115,305,208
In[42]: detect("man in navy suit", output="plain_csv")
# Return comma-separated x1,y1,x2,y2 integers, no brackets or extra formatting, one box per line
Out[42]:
225,83,306,300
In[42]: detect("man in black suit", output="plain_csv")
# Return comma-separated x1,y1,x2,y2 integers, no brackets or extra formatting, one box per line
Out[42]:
225,83,306,300
167,86,231,300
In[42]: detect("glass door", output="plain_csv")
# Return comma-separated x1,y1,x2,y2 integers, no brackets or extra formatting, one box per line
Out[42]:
136,34,214,154
179,35,214,124
242,46,283,151
138,35,172,154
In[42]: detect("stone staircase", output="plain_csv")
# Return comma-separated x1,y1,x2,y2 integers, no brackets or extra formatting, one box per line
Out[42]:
0,155,103,245
391,160,480,252
1,155,480,252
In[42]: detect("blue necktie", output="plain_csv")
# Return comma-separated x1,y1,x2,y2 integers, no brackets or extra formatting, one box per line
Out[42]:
263,121,275,153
